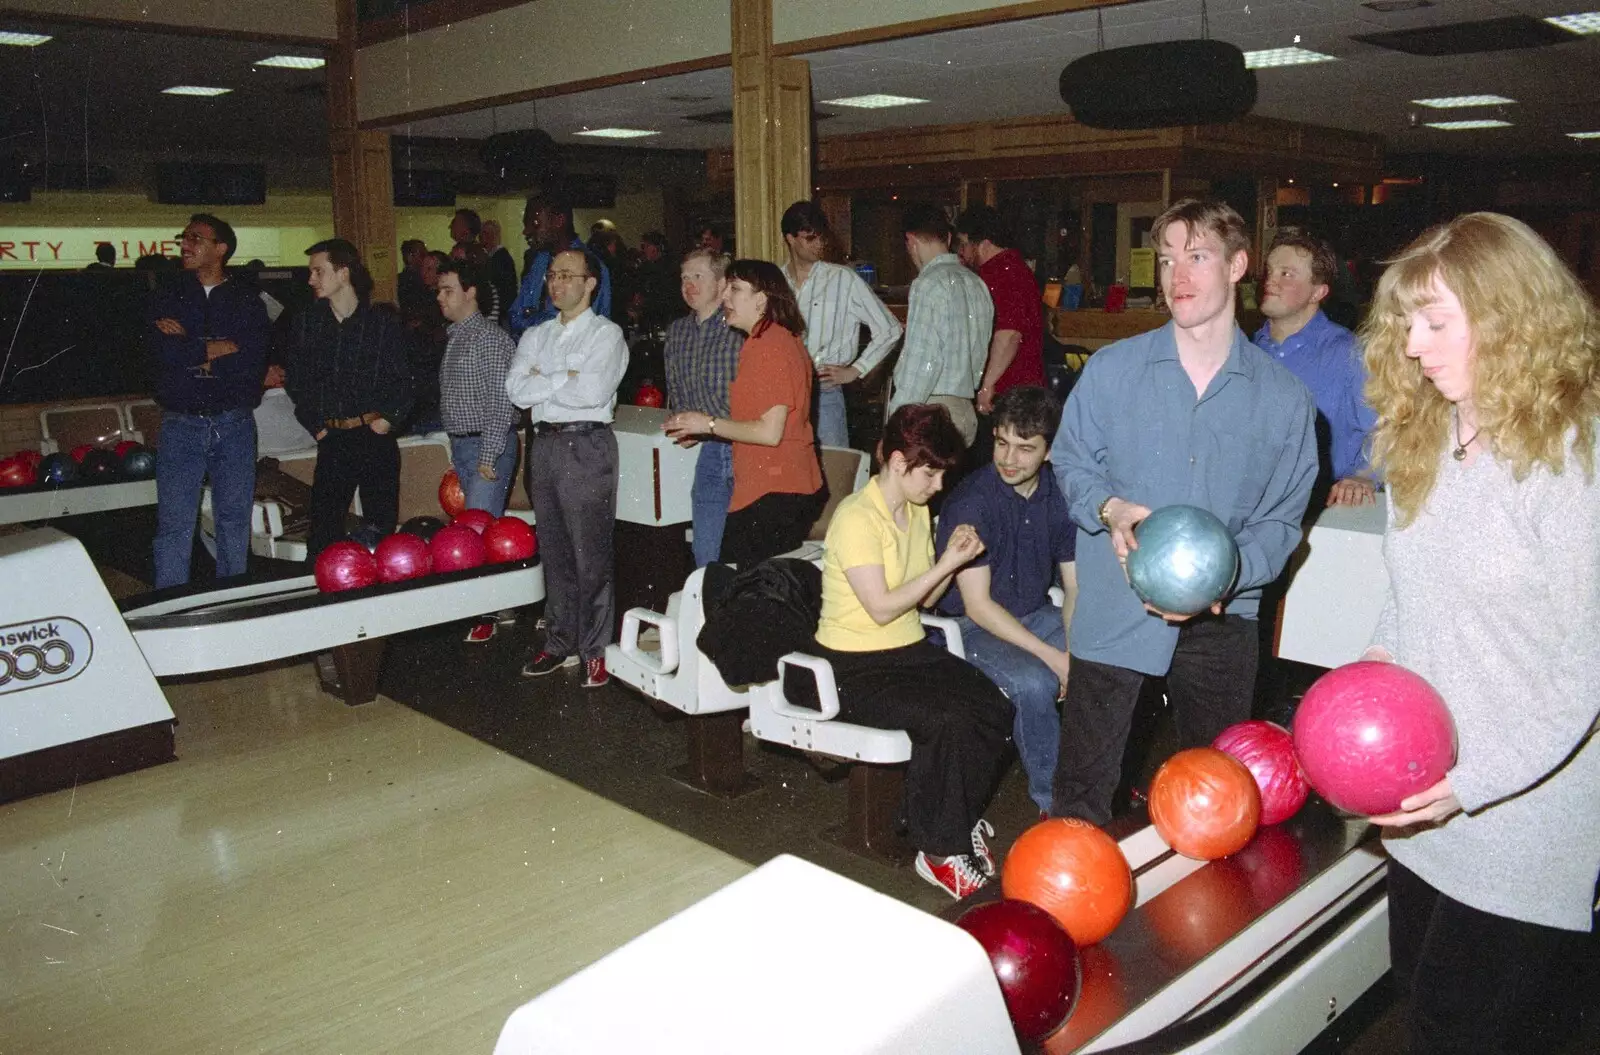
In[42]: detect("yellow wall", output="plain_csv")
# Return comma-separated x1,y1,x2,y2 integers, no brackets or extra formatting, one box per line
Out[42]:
6,0,336,40
773,0,1124,46
355,0,730,123
396,190,664,255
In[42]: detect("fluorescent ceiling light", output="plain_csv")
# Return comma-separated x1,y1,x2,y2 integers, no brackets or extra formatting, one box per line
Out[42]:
573,127,659,139
254,55,325,69
1567,131,1600,139
0,31,52,46
822,94,930,109
1424,119,1512,130
1243,47,1337,68
1412,94,1515,108
1545,12,1600,34
162,85,233,97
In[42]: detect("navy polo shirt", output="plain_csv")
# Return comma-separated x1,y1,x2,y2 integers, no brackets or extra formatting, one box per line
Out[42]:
935,463,1076,619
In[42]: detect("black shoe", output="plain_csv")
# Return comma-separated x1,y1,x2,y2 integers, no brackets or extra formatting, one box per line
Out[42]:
521,651,577,678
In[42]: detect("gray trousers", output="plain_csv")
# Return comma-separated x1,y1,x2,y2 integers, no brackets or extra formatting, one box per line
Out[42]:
527,425,618,661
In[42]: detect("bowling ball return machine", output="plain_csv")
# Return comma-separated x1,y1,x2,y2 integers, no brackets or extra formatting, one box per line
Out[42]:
0,526,542,803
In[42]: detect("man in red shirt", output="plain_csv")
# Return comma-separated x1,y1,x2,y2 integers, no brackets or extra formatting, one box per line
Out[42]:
955,206,1045,413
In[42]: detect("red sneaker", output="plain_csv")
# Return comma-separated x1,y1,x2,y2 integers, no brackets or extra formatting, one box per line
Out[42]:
581,656,610,689
464,620,496,644
914,851,990,900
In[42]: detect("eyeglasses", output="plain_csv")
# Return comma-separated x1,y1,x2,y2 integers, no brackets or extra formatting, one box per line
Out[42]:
178,232,216,245
546,270,590,283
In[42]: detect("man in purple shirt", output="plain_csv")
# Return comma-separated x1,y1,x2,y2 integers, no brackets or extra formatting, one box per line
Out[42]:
937,386,1077,815
1254,230,1378,507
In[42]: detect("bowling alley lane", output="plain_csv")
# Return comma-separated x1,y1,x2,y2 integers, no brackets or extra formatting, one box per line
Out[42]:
0,661,749,1054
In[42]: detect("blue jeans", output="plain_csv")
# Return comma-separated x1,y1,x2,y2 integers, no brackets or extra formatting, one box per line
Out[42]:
690,440,734,567
153,408,257,588
815,385,848,449
450,431,518,515
956,603,1068,813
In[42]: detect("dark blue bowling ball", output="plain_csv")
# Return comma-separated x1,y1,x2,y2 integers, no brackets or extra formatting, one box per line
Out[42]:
399,515,445,542
1126,504,1239,616
38,452,80,486
347,520,387,552
120,448,156,479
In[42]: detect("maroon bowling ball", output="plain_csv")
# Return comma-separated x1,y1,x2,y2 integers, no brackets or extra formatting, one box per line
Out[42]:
314,541,379,593
374,532,432,583
482,516,537,563
69,443,96,463
0,456,35,488
452,508,495,535
114,440,141,459
1212,720,1310,826
1293,661,1457,816
429,524,487,573
955,898,1082,1043
14,449,42,471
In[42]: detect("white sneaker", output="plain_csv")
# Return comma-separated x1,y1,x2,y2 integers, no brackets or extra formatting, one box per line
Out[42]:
969,819,997,877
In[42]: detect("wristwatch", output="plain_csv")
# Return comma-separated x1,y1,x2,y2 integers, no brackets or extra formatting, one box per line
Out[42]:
707,416,717,436
1097,496,1115,528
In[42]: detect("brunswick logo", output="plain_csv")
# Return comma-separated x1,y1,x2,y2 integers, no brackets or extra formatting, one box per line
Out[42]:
0,617,93,696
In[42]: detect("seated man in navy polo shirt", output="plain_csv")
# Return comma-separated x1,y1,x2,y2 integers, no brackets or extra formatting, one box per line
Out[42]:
935,386,1077,816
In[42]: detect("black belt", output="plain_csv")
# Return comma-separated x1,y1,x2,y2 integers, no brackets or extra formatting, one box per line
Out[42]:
447,431,481,439
531,420,608,436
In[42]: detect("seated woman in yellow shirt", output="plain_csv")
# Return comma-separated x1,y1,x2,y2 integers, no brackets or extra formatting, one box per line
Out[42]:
813,404,1014,899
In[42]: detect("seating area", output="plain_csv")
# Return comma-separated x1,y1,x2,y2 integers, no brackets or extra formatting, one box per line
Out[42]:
38,398,157,453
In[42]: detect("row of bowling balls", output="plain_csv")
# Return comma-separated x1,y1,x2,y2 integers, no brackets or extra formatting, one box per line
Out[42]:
962,660,1456,1043
0,441,156,488
314,512,537,593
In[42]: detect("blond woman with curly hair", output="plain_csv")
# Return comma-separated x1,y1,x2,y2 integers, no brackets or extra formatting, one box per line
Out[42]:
1357,212,1599,1055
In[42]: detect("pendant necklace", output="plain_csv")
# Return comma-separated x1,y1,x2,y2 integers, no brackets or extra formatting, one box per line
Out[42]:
1453,407,1479,462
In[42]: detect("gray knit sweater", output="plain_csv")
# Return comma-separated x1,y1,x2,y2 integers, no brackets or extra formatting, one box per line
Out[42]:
1371,432,1600,932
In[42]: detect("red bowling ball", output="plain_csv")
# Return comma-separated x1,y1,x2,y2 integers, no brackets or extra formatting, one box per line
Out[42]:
452,508,495,534
314,541,379,593
438,469,467,518
482,516,537,563
1293,661,1457,816
14,449,42,470
69,443,96,463
1148,747,1261,861
0,456,35,488
114,440,141,458
429,523,487,573
374,532,432,583
955,899,1082,1043
1212,720,1310,826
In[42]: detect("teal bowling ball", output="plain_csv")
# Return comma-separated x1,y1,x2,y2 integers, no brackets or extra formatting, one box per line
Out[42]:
1126,504,1238,616
120,448,157,479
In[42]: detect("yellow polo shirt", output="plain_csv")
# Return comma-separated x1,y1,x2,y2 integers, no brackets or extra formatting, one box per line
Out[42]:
816,477,932,652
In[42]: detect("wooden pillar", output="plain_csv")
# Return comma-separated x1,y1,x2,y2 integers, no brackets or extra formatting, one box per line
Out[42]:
328,0,398,305
1255,175,1279,270
818,192,852,260
732,0,812,264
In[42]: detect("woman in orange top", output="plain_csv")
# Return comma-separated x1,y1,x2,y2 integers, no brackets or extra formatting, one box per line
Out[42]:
665,259,823,566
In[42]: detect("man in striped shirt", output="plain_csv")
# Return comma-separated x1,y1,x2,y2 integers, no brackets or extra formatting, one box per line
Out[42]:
662,247,742,567
780,201,902,450
892,203,994,445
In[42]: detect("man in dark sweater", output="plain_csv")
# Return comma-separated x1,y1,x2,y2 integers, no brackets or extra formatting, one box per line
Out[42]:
285,238,415,557
148,212,269,588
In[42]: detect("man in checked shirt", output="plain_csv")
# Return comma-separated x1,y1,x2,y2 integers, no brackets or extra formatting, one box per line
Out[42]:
780,201,902,450
662,247,742,567
436,257,521,643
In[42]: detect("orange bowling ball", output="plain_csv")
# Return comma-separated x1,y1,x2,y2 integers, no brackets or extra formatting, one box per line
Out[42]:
438,469,467,518
1148,747,1261,861
1001,818,1133,947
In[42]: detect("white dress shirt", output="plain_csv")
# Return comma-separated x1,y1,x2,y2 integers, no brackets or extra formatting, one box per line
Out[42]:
784,260,903,376
505,308,629,424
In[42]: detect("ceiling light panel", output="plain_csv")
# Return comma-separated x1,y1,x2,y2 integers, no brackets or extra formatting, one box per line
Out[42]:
821,94,930,109
1567,131,1600,139
162,86,233,97
0,31,51,46
1412,94,1515,108
1545,12,1600,34
1243,47,1337,69
1424,119,1513,130
255,55,326,69
572,127,659,138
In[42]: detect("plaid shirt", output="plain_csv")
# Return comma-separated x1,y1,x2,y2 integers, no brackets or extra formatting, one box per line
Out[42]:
440,311,520,469
663,309,742,417
891,252,993,413
285,300,415,435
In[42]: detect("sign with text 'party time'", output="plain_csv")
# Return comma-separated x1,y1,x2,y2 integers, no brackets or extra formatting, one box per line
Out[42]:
0,228,285,269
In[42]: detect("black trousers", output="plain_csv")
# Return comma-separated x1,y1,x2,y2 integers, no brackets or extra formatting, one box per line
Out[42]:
719,488,824,568
528,426,618,662
308,427,400,558
1388,859,1594,1055
1052,614,1259,824
814,640,1014,858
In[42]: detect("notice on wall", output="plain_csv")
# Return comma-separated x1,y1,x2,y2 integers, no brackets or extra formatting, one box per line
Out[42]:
0,227,285,269
1128,247,1156,289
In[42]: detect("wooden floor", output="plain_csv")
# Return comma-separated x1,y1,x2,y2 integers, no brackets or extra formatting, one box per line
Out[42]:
0,661,749,1054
